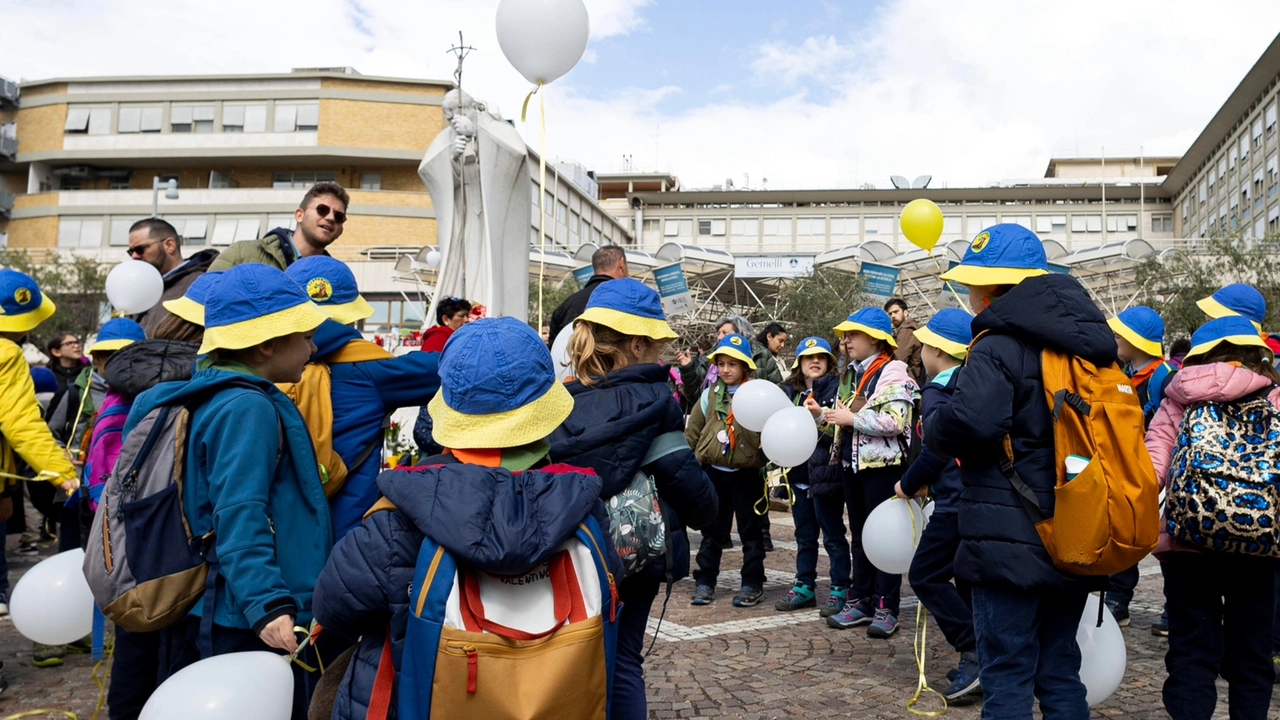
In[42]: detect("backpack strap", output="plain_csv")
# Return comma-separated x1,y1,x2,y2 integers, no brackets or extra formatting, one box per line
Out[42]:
1051,389,1092,420
366,630,395,720
349,413,393,476
997,436,1048,525
641,430,689,468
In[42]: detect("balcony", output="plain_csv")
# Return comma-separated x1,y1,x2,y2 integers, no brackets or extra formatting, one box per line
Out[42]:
0,134,17,161
0,77,16,108
0,192,13,217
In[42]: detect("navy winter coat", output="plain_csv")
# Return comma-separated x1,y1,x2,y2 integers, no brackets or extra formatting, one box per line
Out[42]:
900,369,964,514
781,376,842,499
312,457,618,720
547,364,718,585
924,273,1115,592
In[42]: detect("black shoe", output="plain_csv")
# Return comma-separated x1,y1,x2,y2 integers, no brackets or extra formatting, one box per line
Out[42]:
1105,600,1131,628
1151,606,1169,637
690,584,715,606
942,652,981,702
732,586,764,607
762,537,775,552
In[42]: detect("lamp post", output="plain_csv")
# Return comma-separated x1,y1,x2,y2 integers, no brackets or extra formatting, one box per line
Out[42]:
151,176,178,217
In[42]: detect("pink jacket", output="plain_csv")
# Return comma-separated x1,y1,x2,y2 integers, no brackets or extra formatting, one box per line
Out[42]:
1145,363,1280,557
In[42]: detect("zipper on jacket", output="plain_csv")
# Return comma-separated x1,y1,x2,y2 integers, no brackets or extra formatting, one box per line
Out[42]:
578,524,618,621
447,642,478,692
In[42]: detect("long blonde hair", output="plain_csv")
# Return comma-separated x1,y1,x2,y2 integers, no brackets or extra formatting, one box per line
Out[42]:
568,321,669,387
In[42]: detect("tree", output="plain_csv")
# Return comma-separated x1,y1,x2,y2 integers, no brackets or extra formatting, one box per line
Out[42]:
0,249,110,347
528,276,578,330
1135,236,1280,340
771,268,869,347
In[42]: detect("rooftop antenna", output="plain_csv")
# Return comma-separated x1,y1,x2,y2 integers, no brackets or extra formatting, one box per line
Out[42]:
446,31,476,96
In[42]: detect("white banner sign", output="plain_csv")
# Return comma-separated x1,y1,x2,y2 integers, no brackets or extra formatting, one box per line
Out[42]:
733,255,815,279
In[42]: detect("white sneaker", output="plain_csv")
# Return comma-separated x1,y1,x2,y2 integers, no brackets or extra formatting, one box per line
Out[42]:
0,603,11,617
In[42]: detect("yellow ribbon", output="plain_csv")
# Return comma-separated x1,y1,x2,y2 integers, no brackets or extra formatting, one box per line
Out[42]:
930,253,973,316
1,711,78,719
521,83,548,329
903,497,947,716
755,467,796,516
2,637,115,720
0,470,60,483
289,621,326,674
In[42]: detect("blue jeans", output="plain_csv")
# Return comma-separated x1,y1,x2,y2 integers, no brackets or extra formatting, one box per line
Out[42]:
612,576,660,720
971,584,1089,720
791,485,851,589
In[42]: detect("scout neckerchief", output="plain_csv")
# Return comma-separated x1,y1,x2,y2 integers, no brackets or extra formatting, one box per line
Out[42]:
1128,356,1165,391
831,352,892,460
448,439,551,471
712,380,737,453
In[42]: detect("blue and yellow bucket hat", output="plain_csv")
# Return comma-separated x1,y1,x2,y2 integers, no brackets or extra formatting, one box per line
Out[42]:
1186,315,1272,361
1107,306,1164,357
161,271,222,326
87,318,145,353
833,307,898,348
285,256,374,326
706,333,757,370
428,317,575,449
198,263,329,354
790,336,837,369
1197,283,1266,332
575,278,677,340
914,308,974,359
939,224,1049,287
0,269,56,333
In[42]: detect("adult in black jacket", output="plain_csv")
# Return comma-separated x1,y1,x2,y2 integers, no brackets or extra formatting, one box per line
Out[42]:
547,278,717,720
547,245,629,344
926,224,1114,720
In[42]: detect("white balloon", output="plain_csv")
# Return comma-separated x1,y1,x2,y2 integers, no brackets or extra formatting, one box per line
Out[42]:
733,380,793,432
495,0,590,85
1077,594,1127,707
862,498,926,574
922,500,935,524
761,406,819,468
106,260,164,314
141,651,293,720
10,548,94,645
550,326,574,382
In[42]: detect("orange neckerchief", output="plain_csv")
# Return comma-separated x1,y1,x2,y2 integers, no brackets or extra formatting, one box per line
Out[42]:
854,352,893,400
445,448,502,467
1129,357,1166,390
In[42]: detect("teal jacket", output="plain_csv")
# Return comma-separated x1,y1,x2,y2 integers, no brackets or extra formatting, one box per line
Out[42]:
125,365,334,632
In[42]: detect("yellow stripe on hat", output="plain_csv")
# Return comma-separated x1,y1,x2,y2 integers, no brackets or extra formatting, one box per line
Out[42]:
199,301,329,354
428,378,574,449
0,294,56,334
1196,296,1263,332
938,265,1048,287
163,296,205,326
1107,317,1163,357
790,345,836,369
317,296,376,326
575,306,677,341
914,326,967,359
1186,332,1272,361
831,321,898,348
707,345,757,370
86,338,136,353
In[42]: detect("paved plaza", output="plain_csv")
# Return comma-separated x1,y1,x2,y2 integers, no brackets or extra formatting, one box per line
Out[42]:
0,511,1274,718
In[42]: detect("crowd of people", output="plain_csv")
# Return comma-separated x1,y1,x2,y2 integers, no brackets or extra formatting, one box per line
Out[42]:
0,191,1277,720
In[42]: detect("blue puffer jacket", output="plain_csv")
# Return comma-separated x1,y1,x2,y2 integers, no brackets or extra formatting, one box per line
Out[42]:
311,320,441,539
900,368,963,514
312,457,617,720
126,365,334,631
924,273,1115,592
780,377,842,498
547,364,718,586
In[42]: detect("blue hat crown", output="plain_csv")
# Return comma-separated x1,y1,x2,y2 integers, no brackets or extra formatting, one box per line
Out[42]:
845,307,894,337
1191,315,1262,349
285,256,360,306
960,223,1048,271
1212,283,1266,324
584,278,666,320
182,271,222,304
796,336,834,355
439,317,557,415
204,263,312,329
0,269,44,316
95,318,146,345
29,367,56,395
1116,306,1164,343
926,308,974,346
712,333,753,356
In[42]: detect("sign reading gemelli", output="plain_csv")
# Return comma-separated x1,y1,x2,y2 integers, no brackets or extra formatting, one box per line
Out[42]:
654,262,695,316
734,255,816,279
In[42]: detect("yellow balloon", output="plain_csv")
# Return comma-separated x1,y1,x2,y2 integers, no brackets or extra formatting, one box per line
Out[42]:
900,199,943,251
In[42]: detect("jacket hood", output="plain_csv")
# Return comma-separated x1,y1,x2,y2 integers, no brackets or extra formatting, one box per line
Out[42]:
1165,362,1274,405
103,339,198,398
165,249,220,287
311,319,362,359
129,366,282,433
972,273,1116,364
377,460,603,575
421,324,453,343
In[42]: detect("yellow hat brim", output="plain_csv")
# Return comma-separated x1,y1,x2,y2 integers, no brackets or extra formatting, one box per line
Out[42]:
575,306,678,341
1186,333,1272,361
832,322,898,348
428,379,574,450
87,339,136,353
914,326,968,359
707,346,757,370
199,301,329,354
318,296,375,325
1107,317,1163,357
1197,296,1264,332
938,265,1048,287
790,346,837,369
163,297,205,326
0,294,56,333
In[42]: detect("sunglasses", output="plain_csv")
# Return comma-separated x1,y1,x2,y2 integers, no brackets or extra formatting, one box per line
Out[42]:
314,204,346,224
126,239,161,257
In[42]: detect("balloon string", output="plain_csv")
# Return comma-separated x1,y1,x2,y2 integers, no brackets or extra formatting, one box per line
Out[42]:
0,635,114,720
65,386,92,465
0,470,60,482
521,83,547,328
902,497,947,716
930,252,973,316
754,467,795,516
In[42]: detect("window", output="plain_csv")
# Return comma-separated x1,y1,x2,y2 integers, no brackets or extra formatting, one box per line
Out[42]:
60,178,83,191
57,218,104,248
212,217,262,246
795,217,823,236
209,171,234,189
1218,158,1227,183
829,217,858,237
167,216,210,245
1105,215,1137,232
1036,215,1066,233
64,107,111,135
863,217,892,235
272,171,336,189
543,190,554,215
266,214,296,232
1241,135,1250,161
1269,152,1279,179
730,218,759,237
1071,215,1101,232
1230,146,1238,171
698,218,726,236
359,172,381,190
118,107,162,134
171,105,214,133
1151,216,1173,233
108,178,130,190
641,219,659,234
1199,180,1207,204
1254,118,1264,144
763,218,793,237
109,217,145,247
1181,200,1189,221
569,212,580,234
663,219,692,237
1004,215,1033,231
967,216,997,234
1269,102,1277,131
274,102,319,132
556,201,567,224
222,104,267,133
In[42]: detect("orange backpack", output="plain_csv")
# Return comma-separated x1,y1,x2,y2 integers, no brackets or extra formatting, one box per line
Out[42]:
994,344,1160,576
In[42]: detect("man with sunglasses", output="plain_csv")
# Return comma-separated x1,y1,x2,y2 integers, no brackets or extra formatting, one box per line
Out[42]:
127,218,221,335
209,182,349,273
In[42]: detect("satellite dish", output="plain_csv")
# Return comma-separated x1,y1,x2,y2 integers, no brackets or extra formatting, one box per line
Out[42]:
912,175,933,189
890,175,911,189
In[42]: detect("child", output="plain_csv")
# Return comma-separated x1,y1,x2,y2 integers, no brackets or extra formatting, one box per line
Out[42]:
687,333,768,607
312,317,620,720
819,307,918,638
412,296,471,456
925,224,1113,718
1198,283,1266,331
1146,315,1280,719
775,337,851,617
547,278,717,720
126,262,332,719
894,308,978,702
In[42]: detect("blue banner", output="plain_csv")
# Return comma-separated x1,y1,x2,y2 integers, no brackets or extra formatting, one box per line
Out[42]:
859,262,900,301
654,263,695,315
572,265,595,288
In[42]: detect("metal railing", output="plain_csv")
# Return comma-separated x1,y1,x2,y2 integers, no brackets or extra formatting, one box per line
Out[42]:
0,134,16,160
0,78,16,107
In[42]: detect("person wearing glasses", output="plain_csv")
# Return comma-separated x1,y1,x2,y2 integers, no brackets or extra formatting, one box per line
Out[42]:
126,218,220,337
208,182,348,273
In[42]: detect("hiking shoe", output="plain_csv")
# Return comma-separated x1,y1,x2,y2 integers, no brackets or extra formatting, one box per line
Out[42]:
1151,607,1169,637
1273,654,1280,684
1105,600,1131,628
761,528,775,553
32,643,64,668
867,606,899,638
0,591,9,617
942,652,982,702
819,587,848,618
732,586,764,607
690,584,715,606
14,543,37,557
64,636,93,655
826,598,873,629
774,584,816,611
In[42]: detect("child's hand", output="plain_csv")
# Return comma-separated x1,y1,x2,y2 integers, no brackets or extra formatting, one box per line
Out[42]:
803,396,823,419
824,398,856,427
894,481,909,500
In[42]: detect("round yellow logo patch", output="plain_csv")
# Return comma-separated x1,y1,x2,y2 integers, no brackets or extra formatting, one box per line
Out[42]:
970,232,991,253
13,287,31,306
729,336,742,346
805,338,817,348
306,278,333,302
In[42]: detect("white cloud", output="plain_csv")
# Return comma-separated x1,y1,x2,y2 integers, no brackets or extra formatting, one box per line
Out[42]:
752,35,856,83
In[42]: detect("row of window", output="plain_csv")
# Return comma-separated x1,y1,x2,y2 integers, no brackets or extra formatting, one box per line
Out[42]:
1193,205,1280,239
63,101,320,136
54,170,382,192
531,184,615,242
1184,94,1280,219
644,213,1156,239
56,213,301,249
